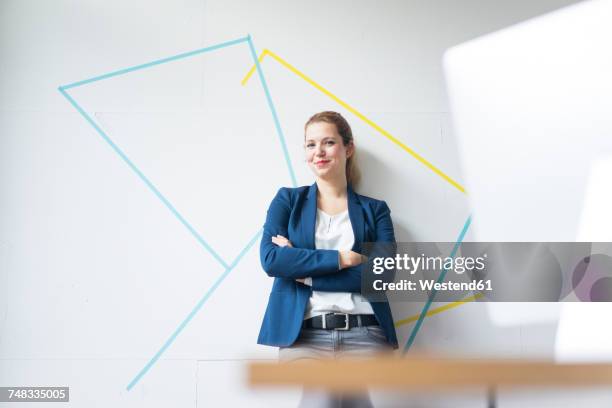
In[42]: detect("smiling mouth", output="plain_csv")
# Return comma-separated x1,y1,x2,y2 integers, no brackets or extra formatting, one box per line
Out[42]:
315,160,330,165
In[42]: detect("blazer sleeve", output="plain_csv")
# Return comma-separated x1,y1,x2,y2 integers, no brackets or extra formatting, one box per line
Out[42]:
310,200,396,293
260,188,341,279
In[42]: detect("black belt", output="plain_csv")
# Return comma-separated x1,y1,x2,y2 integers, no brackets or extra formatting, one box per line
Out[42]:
302,313,379,331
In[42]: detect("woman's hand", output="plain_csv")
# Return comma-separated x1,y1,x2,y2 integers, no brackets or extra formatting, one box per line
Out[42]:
271,236,366,282
339,250,367,269
271,234,293,248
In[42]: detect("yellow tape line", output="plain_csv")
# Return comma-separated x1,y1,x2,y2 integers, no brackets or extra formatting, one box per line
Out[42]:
241,49,466,194
394,293,484,328
242,48,474,325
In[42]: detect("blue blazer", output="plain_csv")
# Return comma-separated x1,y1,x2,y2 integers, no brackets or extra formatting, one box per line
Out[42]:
257,182,398,348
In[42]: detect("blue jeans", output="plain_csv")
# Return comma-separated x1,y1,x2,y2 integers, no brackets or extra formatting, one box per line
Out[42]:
279,321,394,408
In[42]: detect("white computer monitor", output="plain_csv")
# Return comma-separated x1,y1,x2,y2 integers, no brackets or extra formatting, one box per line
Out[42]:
443,0,612,351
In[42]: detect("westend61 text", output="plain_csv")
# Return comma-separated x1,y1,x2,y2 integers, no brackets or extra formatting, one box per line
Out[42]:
373,279,493,292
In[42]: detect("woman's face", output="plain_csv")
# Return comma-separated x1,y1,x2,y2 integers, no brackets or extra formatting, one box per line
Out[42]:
304,121,353,180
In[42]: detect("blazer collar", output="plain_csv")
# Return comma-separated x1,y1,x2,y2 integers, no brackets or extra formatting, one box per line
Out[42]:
304,182,364,250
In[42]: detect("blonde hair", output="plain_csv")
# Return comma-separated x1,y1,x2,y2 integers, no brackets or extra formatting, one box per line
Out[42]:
304,111,361,187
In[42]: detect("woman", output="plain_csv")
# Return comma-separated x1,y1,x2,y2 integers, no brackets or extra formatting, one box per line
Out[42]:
258,111,397,406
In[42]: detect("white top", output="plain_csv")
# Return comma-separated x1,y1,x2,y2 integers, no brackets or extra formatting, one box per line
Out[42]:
303,208,374,319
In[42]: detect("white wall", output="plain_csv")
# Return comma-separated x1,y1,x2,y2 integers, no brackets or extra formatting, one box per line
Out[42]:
0,1,594,407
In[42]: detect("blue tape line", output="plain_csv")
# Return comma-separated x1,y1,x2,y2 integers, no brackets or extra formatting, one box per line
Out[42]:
126,37,293,388
402,215,472,354
58,34,299,390
58,87,229,269
61,36,249,90
246,34,297,187
126,228,263,391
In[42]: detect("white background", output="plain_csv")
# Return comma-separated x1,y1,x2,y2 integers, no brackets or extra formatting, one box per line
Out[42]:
1,0,604,406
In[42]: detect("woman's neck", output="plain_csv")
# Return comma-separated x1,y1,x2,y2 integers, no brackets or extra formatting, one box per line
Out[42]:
315,177,347,200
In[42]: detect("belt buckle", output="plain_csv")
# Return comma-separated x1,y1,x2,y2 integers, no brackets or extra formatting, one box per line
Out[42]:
333,313,350,330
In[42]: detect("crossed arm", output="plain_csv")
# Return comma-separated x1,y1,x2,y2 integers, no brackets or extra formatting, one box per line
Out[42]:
260,187,396,293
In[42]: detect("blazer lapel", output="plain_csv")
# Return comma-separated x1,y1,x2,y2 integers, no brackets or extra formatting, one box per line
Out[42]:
302,182,318,250
347,185,365,251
